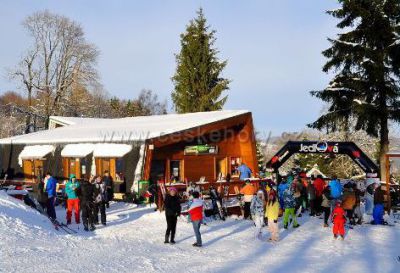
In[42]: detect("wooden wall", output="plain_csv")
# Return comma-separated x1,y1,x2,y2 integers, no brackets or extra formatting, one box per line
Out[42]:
149,113,258,183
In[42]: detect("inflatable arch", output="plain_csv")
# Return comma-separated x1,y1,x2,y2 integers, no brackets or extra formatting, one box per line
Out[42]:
266,141,378,175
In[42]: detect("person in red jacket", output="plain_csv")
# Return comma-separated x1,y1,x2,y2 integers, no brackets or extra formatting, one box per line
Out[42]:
188,191,204,247
331,200,346,240
313,175,325,215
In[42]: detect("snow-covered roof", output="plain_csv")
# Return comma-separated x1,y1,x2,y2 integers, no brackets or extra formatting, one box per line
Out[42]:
49,116,109,127
18,145,55,165
0,110,250,145
93,143,132,158
61,144,95,158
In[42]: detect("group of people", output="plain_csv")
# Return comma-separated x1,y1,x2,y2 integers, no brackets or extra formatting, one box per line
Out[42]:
35,171,114,231
164,187,204,247
162,170,390,246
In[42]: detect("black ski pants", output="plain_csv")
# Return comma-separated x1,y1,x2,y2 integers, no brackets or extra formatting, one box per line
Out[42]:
244,202,251,219
323,206,331,225
82,202,95,228
165,215,177,239
94,201,107,224
309,199,316,216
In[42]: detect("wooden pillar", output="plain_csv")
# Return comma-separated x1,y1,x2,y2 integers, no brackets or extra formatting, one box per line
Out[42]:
143,144,154,181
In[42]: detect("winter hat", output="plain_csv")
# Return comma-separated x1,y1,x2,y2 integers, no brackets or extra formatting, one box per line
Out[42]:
169,187,178,193
257,190,264,195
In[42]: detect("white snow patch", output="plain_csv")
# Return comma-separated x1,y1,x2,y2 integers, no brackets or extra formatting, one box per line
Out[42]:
1,191,400,273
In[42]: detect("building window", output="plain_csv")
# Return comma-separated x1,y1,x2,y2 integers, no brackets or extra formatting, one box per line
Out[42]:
170,160,181,182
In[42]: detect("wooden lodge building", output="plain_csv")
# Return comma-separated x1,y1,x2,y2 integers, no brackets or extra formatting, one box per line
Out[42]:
0,110,259,195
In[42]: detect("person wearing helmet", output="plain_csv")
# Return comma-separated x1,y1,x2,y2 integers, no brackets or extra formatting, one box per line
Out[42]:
331,200,346,240
250,190,265,239
65,174,80,225
164,187,181,244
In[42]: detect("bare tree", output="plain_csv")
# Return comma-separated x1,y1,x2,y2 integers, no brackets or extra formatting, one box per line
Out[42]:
11,10,99,127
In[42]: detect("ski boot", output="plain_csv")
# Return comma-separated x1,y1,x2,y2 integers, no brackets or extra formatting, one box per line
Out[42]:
293,223,300,228
84,225,89,232
90,225,96,231
164,235,169,244
323,223,329,228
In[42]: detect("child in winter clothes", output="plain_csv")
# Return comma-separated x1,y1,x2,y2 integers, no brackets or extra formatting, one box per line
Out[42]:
265,190,280,242
331,201,346,239
282,185,300,229
372,184,385,225
164,187,181,244
188,191,204,247
321,186,332,227
250,190,265,239
342,185,356,225
240,180,256,219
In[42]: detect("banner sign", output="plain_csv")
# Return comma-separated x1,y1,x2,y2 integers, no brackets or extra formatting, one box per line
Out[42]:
184,145,218,155
266,141,378,174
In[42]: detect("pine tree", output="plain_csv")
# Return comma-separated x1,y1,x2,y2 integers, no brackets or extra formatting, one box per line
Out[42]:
309,0,400,180
171,8,230,113
256,142,265,172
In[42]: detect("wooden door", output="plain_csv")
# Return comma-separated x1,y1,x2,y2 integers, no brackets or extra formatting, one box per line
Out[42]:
62,158,81,179
96,158,116,179
23,160,34,180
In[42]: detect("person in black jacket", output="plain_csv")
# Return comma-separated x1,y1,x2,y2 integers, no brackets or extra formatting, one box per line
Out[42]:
164,187,181,244
103,171,114,208
78,177,96,231
36,179,48,213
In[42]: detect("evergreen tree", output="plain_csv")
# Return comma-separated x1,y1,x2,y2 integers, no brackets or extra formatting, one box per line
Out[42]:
309,0,400,179
256,141,265,173
172,8,230,113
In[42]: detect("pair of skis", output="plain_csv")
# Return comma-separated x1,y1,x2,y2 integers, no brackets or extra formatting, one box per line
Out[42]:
49,218,78,234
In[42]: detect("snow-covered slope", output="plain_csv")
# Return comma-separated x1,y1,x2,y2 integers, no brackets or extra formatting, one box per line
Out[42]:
1,191,399,273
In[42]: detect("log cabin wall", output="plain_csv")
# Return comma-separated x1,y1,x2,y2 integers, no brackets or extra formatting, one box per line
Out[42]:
150,113,258,182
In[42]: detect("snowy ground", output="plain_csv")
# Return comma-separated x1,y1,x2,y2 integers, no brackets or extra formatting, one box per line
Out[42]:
1,191,400,273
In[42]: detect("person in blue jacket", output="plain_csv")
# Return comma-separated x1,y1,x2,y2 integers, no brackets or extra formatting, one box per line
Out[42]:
237,162,252,180
278,179,288,209
329,175,342,200
45,172,58,220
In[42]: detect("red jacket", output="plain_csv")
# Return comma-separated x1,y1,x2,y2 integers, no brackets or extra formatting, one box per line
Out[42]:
188,198,204,221
314,178,325,197
331,206,346,223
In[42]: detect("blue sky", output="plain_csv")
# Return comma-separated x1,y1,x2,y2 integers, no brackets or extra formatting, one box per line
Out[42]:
0,0,339,137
